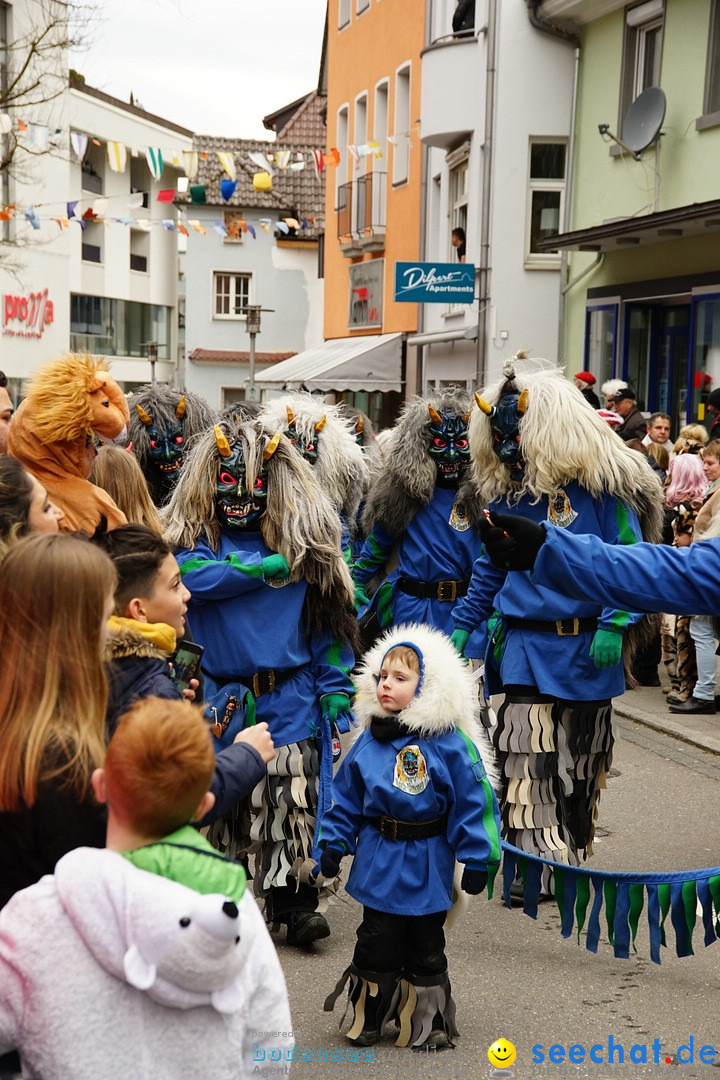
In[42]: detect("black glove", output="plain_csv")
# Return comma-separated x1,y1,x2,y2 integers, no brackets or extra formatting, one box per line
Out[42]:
479,511,546,572
318,846,343,879
461,867,488,895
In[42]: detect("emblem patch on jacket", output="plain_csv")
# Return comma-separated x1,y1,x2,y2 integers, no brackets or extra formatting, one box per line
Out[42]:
449,500,470,532
393,745,429,794
547,490,578,529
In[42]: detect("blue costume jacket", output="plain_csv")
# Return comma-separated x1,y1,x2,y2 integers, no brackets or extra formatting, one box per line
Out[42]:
318,727,501,916
177,532,355,749
352,486,482,645
533,525,719,617
452,484,643,699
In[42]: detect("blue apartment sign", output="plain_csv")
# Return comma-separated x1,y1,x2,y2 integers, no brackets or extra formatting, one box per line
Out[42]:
394,261,475,304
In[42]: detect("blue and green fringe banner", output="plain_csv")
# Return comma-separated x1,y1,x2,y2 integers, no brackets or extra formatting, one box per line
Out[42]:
500,841,720,965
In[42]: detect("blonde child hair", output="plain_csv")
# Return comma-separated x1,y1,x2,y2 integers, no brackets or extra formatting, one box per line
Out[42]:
91,445,163,536
103,697,215,838
0,534,116,811
382,644,420,673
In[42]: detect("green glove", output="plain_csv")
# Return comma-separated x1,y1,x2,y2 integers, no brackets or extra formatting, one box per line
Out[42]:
354,581,370,612
589,628,623,669
450,628,470,656
261,554,290,580
320,692,351,724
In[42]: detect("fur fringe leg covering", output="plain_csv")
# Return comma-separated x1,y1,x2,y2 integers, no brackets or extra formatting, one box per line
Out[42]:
324,964,402,1044
556,700,613,857
393,971,459,1049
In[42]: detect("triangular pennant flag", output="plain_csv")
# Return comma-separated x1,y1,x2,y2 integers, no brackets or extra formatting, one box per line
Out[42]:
347,144,360,166
190,185,206,204
367,140,382,159
24,206,41,230
213,221,228,237
248,150,274,175
92,198,108,217
260,222,270,233
189,220,206,235
170,152,181,167
275,150,290,169
107,141,128,173
161,220,176,230
311,149,324,179
324,147,340,167
284,218,300,230
17,119,27,133
177,224,189,236
253,172,272,192
157,189,175,203
127,192,144,209
275,220,289,235
67,200,79,220
70,131,88,162
145,147,164,180
182,150,198,178
54,216,69,230
246,224,256,239
177,176,189,194
217,151,236,180
289,161,305,171
220,179,237,202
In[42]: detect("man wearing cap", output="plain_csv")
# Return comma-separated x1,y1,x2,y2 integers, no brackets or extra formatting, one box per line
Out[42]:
612,387,648,442
706,388,720,440
573,371,600,409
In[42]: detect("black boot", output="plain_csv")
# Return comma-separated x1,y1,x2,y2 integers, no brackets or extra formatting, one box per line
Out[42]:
324,964,402,1046
395,970,459,1050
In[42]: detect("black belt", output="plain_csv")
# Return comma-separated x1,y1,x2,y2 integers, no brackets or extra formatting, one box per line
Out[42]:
238,666,302,697
397,577,470,602
503,616,597,637
371,814,447,841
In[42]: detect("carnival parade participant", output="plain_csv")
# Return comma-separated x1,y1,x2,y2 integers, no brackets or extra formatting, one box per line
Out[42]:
350,387,483,646
451,359,663,895
262,393,367,556
318,624,500,1051
128,384,215,507
8,354,129,533
162,418,357,947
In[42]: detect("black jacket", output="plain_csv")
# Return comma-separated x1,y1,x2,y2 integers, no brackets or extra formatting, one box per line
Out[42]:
452,0,475,33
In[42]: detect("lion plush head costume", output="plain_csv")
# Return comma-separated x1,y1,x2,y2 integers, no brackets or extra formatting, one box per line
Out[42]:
9,354,129,533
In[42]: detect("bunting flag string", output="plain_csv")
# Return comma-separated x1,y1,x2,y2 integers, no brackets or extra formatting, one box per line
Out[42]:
107,140,127,174
145,147,164,180
216,151,236,180
499,841,720,966
70,131,88,162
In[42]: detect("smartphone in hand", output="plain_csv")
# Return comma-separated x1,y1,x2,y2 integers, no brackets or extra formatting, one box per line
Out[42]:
169,640,204,694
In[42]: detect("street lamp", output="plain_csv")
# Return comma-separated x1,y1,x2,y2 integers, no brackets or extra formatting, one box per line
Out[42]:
242,305,273,398
140,340,160,384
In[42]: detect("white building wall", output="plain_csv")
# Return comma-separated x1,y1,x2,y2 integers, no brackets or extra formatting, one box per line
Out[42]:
419,0,576,391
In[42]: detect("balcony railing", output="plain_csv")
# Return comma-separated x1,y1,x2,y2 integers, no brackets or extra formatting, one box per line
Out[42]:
336,172,387,244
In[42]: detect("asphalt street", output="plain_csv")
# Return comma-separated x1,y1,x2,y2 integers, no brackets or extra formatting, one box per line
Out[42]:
271,695,720,1080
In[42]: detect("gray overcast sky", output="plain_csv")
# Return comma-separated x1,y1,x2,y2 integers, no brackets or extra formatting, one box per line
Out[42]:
69,0,327,140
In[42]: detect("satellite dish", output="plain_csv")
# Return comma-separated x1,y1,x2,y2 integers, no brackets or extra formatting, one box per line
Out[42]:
622,86,666,155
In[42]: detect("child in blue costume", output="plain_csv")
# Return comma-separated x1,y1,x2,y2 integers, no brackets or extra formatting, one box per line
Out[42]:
163,419,358,948
351,388,484,647
317,623,500,1051
450,360,663,892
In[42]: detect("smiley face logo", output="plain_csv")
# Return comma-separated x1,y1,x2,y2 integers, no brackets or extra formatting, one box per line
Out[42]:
488,1039,517,1069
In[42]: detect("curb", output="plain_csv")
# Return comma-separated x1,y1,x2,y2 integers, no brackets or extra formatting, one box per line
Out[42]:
613,698,720,758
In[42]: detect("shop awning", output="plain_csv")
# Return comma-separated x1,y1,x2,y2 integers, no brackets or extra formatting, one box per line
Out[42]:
256,333,403,393
537,197,720,253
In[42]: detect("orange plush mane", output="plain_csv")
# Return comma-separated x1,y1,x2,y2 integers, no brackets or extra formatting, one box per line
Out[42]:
23,354,129,445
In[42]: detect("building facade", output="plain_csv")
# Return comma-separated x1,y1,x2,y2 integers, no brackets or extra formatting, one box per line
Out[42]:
539,0,720,426
417,0,576,392
0,1,192,399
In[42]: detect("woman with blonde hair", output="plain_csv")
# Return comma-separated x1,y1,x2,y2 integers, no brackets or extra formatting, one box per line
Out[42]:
0,456,64,560
0,533,117,908
91,445,163,535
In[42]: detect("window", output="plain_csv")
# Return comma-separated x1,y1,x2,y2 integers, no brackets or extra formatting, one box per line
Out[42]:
213,272,251,318
373,81,389,229
703,1,720,119
525,139,567,268
447,146,468,257
70,295,170,357
584,304,618,390
392,64,411,185
357,0,370,12
620,1,664,119
130,228,149,273
81,222,103,264
336,105,351,238
338,0,351,28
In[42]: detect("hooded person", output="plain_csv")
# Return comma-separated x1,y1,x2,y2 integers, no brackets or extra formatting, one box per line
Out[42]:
0,846,292,1080
128,384,215,508
450,356,663,898
262,393,368,554
350,387,484,648
339,404,385,555
161,418,357,947
318,623,500,1051
8,354,129,533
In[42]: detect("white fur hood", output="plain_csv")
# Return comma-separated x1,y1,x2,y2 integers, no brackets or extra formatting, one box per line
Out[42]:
354,623,483,743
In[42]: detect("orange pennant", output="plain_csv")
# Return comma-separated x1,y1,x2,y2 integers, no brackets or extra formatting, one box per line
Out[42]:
324,147,340,167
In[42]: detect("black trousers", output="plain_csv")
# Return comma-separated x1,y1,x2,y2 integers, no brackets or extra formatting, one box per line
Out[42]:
353,906,447,977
